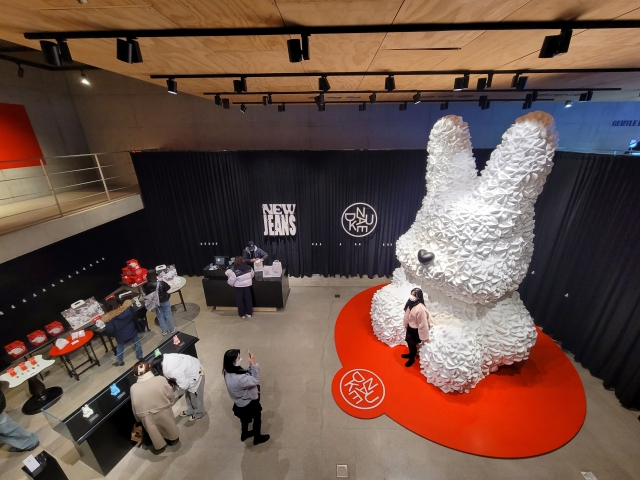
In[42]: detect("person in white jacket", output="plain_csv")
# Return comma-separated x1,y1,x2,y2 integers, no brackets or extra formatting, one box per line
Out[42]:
152,353,206,421
225,257,255,318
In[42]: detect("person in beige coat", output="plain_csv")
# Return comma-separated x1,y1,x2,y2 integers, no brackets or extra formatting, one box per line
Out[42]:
402,288,432,367
130,361,180,452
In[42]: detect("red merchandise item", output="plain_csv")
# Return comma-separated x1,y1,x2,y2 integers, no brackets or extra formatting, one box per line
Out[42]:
4,341,27,358
27,330,48,346
45,321,65,337
126,259,140,269
18,362,27,371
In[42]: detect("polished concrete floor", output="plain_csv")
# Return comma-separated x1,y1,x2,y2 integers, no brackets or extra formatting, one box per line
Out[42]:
1,276,640,480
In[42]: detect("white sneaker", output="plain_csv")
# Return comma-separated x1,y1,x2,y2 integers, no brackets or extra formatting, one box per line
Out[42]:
241,315,246,319
246,314,252,318
162,331,169,336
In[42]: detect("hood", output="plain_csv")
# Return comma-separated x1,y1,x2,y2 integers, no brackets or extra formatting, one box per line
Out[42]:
102,299,133,322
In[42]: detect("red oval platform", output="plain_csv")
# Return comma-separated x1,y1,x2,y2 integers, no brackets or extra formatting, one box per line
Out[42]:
331,285,586,458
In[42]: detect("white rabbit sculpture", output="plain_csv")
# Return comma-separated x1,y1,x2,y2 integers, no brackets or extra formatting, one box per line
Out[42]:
371,111,558,393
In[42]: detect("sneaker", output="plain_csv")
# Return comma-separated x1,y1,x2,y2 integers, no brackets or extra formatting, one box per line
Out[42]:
9,441,39,452
166,437,179,446
253,434,270,446
180,411,190,417
401,353,411,359
241,315,246,319
404,359,415,367
189,415,198,421
246,314,252,318
241,430,254,441
169,329,177,334
162,331,169,336
113,362,125,367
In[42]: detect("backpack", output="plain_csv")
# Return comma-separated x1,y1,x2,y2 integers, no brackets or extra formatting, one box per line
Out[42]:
144,282,161,312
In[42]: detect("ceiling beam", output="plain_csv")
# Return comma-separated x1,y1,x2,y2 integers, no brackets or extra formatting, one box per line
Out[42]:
203,88,619,96
23,20,640,40
236,99,555,105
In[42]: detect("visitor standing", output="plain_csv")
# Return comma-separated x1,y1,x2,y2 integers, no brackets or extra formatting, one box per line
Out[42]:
242,241,269,266
225,257,255,318
402,288,432,367
103,296,144,367
144,269,176,336
152,353,206,421
0,388,39,452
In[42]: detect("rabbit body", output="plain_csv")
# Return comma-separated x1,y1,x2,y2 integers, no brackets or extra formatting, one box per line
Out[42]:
371,112,558,393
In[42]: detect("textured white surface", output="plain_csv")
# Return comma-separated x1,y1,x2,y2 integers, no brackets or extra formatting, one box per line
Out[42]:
371,112,558,393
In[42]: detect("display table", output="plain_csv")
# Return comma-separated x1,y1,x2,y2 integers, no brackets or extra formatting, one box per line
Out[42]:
0,355,63,415
202,267,289,311
168,276,187,311
49,331,100,381
42,329,199,476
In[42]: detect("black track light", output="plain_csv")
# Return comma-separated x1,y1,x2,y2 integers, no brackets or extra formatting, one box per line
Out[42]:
267,93,273,104
481,100,491,110
369,92,377,103
80,71,90,86
399,101,408,111
413,92,421,104
539,29,572,58
479,95,488,108
319,76,331,92
166,78,177,94
523,93,533,109
385,75,396,92
40,40,61,67
579,90,594,102
532,90,539,102
511,73,520,88
318,104,325,112
314,93,325,106
511,73,528,90
240,103,247,113
233,77,247,94
440,101,449,110
116,37,143,63
453,74,469,91
358,102,367,111
262,96,269,106
476,78,487,91
214,94,222,106
17,64,24,79
486,73,493,88
278,103,286,112
287,34,310,63
222,99,230,109
58,39,73,63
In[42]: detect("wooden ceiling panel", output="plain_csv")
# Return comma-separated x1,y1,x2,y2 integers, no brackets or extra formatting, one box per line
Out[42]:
150,0,284,28
299,33,385,72
503,0,640,21
312,76,364,91
381,31,483,50
368,50,452,71
394,0,529,23
39,5,179,30
570,29,640,47
277,0,404,26
197,35,289,52
8,0,149,9
213,50,310,73
356,74,459,92
500,45,640,71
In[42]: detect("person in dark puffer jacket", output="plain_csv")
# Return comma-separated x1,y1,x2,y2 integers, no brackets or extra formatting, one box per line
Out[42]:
0,388,39,452
103,296,144,367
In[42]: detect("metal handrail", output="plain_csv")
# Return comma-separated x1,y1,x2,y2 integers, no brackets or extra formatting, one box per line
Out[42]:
0,188,56,201
0,150,134,164
52,178,104,191
45,166,101,175
108,184,140,192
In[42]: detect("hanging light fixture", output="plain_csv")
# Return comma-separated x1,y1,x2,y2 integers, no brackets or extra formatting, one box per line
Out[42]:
262,95,269,106
453,74,469,91
413,92,421,104
385,75,396,92
80,71,90,85
240,103,247,113
17,64,24,78
369,92,377,103
222,98,230,109
116,37,143,63
278,103,286,112
358,102,367,111
399,101,408,111
440,101,449,110
539,29,572,58
564,100,574,108
319,76,331,92
214,94,222,106
166,78,177,94
40,40,61,66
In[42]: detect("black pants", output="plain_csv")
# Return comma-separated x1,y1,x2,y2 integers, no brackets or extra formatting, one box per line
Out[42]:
232,399,262,435
405,326,420,359
234,287,253,317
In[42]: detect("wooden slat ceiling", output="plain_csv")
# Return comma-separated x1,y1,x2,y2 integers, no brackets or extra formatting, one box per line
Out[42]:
0,0,639,103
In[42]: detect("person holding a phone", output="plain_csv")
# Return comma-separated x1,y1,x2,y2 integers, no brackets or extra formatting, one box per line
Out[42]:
222,349,270,445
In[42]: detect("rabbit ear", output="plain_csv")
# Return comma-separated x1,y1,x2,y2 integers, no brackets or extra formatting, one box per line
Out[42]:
475,111,558,211
426,115,478,200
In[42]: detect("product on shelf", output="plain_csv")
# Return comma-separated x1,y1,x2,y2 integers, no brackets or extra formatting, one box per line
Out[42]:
45,321,65,336
121,258,148,287
27,330,48,347
4,340,27,359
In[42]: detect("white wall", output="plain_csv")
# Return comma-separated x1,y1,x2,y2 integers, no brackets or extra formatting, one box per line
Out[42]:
67,70,640,154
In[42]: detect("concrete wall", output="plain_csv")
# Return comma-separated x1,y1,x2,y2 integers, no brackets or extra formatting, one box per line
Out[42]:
0,60,90,206
68,70,640,154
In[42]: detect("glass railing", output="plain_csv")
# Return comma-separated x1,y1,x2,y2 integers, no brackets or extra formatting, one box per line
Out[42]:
0,151,140,235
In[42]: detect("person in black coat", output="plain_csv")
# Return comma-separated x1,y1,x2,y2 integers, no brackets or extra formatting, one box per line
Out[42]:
143,269,176,336
103,296,144,366
242,241,269,266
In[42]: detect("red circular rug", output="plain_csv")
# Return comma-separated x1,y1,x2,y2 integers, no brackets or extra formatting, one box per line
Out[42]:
331,285,586,458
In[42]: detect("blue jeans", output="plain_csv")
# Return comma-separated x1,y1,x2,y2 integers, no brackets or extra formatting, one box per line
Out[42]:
116,334,143,363
0,412,38,450
155,300,175,333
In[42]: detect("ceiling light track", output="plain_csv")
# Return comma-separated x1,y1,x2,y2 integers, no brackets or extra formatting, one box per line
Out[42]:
202,87,619,96
24,20,640,41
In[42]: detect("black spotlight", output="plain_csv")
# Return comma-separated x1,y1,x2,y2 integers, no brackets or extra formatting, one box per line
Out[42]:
579,90,594,102
440,101,449,110
486,73,493,88
482,99,491,110
278,103,286,112
385,75,396,92
532,90,539,102
240,103,247,113
319,76,331,92
57,39,73,63
17,64,24,79
413,92,421,104
453,74,469,91
314,93,325,106
301,34,310,61
317,103,325,112
222,99,230,109
287,38,302,63
214,94,222,106
40,41,61,67
476,78,487,91
523,93,533,109
233,77,247,93
116,37,143,64
358,102,367,111
369,92,377,103
399,101,408,111
511,73,528,90
267,93,273,104
166,78,177,94
262,96,269,106
539,29,572,58
478,95,488,108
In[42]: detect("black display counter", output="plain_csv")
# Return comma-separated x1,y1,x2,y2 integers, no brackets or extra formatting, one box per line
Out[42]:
202,267,290,310
44,331,198,476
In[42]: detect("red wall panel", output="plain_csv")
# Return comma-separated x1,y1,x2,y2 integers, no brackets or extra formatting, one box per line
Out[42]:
0,103,44,169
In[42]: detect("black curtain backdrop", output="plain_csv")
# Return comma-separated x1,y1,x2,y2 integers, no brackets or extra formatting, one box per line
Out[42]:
132,150,427,278
519,151,640,410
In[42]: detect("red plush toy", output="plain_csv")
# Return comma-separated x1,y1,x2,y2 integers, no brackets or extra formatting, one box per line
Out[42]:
27,330,48,346
4,341,27,359
45,321,65,337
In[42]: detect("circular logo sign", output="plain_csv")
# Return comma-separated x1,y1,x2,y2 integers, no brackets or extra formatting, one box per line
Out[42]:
341,203,377,237
339,369,385,410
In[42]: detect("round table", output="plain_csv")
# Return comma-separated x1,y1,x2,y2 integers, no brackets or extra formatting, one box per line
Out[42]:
168,276,187,311
49,331,100,381
0,355,63,415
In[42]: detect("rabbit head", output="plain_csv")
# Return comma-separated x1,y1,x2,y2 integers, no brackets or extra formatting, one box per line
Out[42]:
396,112,558,304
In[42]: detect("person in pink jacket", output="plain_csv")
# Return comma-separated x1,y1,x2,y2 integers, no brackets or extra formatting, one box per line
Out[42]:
225,257,255,318
402,288,432,367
